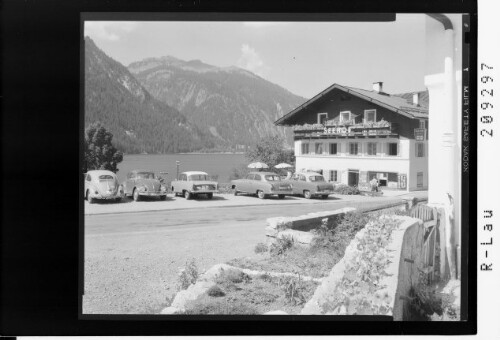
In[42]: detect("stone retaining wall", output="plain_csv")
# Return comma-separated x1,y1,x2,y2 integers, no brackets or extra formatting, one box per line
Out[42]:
300,215,425,319
265,207,356,245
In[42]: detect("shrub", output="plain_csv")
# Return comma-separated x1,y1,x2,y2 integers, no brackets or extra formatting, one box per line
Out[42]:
312,212,369,251
258,273,273,282
254,242,269,254
177,259,199,290
270,235,294,257
279,275,306,305
333,184,360,195
229,164,250,180
216,268,251,284
206,285,225,297
407,271,443,320
181,296,258,315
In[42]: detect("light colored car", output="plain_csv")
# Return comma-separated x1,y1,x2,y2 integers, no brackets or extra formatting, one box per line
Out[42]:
286,171,334,199
231,171,293,199
84,170,123,203
171,171,218,199
122,169,167,201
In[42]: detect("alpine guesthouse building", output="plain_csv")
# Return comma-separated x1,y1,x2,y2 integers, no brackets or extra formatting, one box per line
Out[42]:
275,82,429,191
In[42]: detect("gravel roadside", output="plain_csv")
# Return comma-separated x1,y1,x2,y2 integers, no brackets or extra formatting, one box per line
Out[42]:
83,191,428,314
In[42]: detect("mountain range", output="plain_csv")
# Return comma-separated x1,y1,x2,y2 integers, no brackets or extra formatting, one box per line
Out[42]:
84,37,306,153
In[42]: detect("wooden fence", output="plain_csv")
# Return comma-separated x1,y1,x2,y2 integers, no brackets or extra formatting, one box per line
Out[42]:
410,204,439,283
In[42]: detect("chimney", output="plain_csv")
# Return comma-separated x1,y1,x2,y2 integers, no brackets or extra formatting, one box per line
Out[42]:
372,82,383,93
413,92,420,106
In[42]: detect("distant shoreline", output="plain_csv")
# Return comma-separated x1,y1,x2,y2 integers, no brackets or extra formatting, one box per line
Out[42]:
123,152,245,156
177,152,245,155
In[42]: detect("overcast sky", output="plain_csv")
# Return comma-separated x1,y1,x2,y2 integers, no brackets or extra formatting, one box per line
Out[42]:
85,14,426,98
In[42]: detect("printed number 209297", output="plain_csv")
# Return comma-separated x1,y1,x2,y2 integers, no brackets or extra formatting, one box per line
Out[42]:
480,63,494,137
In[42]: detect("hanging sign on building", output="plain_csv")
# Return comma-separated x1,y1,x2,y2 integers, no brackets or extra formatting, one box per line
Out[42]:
322,126,392,136
414,128,426,141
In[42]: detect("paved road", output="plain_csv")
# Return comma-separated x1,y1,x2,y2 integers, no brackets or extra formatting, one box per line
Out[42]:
83,193,426,314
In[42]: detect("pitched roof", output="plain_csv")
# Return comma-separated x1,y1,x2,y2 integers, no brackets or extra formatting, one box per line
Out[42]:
275,84,429,126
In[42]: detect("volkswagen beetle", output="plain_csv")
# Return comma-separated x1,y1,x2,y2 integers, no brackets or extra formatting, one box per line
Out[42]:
122,169,168,201
84,170,123,203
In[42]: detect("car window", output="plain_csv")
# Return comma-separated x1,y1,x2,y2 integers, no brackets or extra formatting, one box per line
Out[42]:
189,174,208,181
299,175,306,181
99,175,114,180
264,175,280,181
254,174,261,181
85,174,91,181
136,172,155,179
309,175,325,182
246,174,254,180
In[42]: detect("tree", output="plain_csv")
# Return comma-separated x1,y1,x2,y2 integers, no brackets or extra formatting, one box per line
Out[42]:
245,135,295,169
84,122,123,173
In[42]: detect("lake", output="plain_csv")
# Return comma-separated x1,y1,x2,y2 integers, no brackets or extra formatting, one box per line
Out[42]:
116,153,247,183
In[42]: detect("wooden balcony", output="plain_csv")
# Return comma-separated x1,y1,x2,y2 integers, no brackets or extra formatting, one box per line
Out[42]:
292,122,399,140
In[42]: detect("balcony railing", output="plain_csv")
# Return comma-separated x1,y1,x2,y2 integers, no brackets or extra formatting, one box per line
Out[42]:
292,119,398,139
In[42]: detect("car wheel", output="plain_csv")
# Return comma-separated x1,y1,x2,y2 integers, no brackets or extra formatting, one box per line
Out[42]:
278,194,285,199
207,193,213,199
160,195,167,201
184,191,192,200
304,190,312,199
133,189,140,201
257,190,266,199
87,190,95,204
321,195,328,199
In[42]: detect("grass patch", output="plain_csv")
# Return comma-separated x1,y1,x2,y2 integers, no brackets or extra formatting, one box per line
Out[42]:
229,244,344,279
254,242,269,254
206,285,226,297
179,273,318,315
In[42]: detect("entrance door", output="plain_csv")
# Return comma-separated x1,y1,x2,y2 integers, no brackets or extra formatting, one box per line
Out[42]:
348,170,359,186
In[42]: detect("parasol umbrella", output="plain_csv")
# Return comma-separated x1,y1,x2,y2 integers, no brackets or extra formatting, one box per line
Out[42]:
274,163,293,169
247,162,269,170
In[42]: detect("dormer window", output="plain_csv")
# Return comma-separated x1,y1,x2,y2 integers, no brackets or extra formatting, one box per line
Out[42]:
317,113,328,124
364,109,376,123
340,111,351,123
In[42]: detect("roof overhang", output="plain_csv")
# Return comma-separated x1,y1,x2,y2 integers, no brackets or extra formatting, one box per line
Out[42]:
274,83,427,126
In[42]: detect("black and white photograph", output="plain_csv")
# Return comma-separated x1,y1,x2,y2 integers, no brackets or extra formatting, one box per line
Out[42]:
82,13,469,320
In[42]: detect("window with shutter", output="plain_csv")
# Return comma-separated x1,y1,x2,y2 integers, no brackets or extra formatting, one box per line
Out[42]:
329,143,337,155
367,142,377,155
349,143,359,155
364,109,376,123
416,143,425,157
388,143,398,156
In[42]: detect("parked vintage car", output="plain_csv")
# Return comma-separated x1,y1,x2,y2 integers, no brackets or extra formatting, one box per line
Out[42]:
84,170,123,203
231,171,293,199
122,169,167,201
286,171,334,199
171,171,218,199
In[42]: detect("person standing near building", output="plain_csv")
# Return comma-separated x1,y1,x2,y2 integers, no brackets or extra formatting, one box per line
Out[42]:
370,177,379,192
